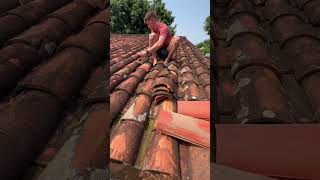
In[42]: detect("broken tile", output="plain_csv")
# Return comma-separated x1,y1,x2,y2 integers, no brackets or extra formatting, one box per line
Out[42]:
154,110,210,148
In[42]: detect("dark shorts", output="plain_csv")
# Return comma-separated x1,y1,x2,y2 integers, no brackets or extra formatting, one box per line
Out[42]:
156,47,169,59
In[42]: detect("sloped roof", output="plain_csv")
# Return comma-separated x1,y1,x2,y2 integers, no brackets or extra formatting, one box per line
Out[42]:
214,0,320,124
213,0,320,179
110,34,211,179
0,0,109,179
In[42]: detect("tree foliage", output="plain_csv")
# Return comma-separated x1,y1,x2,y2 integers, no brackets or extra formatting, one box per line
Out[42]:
204,16,210,35
197,16,211,55
196,39,210,55
111,0,176,34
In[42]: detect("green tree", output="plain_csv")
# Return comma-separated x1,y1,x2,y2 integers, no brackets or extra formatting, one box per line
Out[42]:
110,0,176,34
197,16,210,55
196,39,210,55
204,16,210,35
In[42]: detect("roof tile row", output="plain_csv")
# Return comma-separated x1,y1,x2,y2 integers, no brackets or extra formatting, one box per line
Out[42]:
0,1,109,179
110,34,210,180
0,1,99,97
214,0,320,124
0,0,72,46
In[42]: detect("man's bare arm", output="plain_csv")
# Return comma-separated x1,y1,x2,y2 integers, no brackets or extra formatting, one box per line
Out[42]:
147,35,166,53
136,35,166,58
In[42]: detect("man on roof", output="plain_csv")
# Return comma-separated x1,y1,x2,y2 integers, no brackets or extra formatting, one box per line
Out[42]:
137,10,181,67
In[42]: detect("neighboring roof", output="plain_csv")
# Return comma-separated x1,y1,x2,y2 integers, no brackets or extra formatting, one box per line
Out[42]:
110,34,211,179
214,0,320,124
0,1,109,179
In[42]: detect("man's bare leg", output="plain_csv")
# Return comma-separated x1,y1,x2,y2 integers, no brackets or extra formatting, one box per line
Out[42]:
164,35,181,66
149,32,158,66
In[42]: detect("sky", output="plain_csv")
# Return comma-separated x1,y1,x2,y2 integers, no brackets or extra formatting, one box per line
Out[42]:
162,0,210,44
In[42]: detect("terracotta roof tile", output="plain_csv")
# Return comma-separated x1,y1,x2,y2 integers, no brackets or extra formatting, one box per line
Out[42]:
36,62,108,177
0,0,72,46
110,34,210,179
214,0,320,124
10,1,95,46
0,2,108,178
215,0,320,178
177,101,210,120
154,110,210,148
0,1,102,98
17,47,93,102
0,1,19,15
71,102,108,169
0,91,62,179
180,143,210,180
217,68,234,115
81,65,105,98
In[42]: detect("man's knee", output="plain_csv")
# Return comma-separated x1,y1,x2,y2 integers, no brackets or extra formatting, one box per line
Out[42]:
149,32,157,41
173,35,181,43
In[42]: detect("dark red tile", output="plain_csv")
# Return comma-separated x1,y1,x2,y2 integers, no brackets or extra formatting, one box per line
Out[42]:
81,66,105,98
0,4,109,179
228,0,256,20
216,0,320,134
59,10,109,63
301,72,320,122
49,1,96,31
0,91,62,179
233,66,293,123
78,0,108,10
71,103,108,169
0,0,20,16
179,142,210,180
0,0,72,45
86,81,108,106
281,74,314,123
303,0,320,26
215,46,233,67
18,47,92,103
293,0,310,9
9,1,95,49
0,15,27,45
217,68,234,114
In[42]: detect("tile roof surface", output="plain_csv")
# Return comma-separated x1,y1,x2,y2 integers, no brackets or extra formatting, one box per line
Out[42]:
213,0,320,124
110,34,211,180
0,0,109,179
213,0,320,179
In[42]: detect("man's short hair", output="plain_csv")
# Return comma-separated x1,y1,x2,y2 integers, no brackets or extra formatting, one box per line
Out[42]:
144,10,158,23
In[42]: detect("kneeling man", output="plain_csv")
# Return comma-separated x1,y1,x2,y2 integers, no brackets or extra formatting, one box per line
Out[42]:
137,10,181,66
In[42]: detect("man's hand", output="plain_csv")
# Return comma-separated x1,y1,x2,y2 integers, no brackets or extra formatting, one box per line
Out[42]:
137,50,147,57
137,49,151,57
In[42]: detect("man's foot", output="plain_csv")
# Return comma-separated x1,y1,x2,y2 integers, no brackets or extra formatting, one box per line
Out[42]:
163,58,170,67
153,58,158,66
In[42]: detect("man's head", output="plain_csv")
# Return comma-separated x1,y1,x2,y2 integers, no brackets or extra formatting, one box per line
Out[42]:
144,10,158,32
